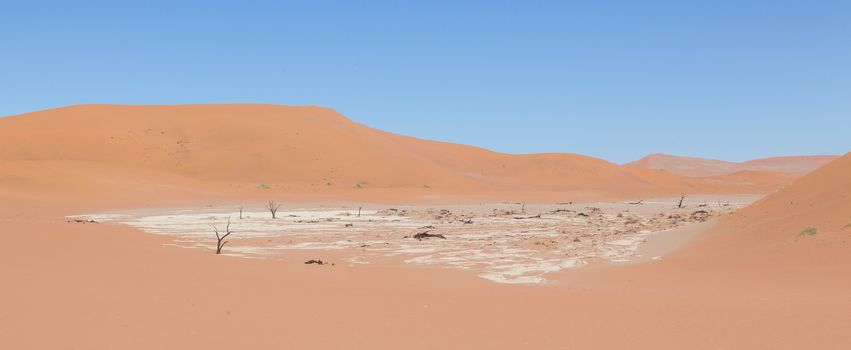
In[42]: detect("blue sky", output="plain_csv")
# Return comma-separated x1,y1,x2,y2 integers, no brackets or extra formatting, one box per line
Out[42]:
1,0,849,163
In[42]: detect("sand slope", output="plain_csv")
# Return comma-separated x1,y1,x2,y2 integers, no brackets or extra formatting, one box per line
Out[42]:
2,155,849,349
641,153,851,288
0,104,795,203
710,152,851,249
2,106,850,349
627,153,838,177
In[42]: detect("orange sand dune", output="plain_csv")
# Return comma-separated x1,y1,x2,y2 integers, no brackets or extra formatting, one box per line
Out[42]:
699,169,801,194
561,153,851,348
704,152,851,252
1,154,848,349
627,153,838,177
2,105,850,349
0,104,792,203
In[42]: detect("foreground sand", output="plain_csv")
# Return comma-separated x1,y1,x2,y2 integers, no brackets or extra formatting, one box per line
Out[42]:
4,190,850,349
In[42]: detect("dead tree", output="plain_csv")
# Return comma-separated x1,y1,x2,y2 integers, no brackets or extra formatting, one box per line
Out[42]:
267,201,282,219
677,194,686,208
358,205,363,217
213,216,234,255
521,203,526,214
239,206,244,219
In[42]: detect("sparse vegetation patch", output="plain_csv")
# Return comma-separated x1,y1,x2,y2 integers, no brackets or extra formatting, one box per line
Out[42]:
796,226,818,240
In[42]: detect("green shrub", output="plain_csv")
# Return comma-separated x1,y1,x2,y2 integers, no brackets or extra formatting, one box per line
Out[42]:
795,226,818,240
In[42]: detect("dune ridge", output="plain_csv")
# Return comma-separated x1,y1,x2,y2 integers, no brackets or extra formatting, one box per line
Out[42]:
627,153,838,177
0,104,799,203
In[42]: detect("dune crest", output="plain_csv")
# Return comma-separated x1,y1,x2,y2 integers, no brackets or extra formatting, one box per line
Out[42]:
0,104,798,202
627,153,838,177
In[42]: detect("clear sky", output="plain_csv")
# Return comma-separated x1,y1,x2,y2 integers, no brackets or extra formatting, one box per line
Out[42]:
2,0,849,163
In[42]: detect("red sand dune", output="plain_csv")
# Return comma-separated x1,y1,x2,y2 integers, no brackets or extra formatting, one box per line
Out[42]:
565,152,851,348
2,105,850,349
0,104,795,203
708,152,851,250
699,169,801,194
627,153,838,177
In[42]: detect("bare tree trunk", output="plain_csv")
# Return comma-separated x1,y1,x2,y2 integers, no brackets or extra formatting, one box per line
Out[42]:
239,206,243,219
268,201,281,219
214,217,233,255
358,205,363,217
678,194,686,208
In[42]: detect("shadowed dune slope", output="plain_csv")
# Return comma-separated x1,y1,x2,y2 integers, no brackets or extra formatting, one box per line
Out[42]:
0,104,797,201
627,153,838,177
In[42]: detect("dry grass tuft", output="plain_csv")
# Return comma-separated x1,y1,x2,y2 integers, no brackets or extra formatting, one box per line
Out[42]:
795,226,818,240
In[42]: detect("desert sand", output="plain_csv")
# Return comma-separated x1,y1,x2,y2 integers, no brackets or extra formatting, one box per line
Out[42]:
2,105,849,349
0,104,808,203
627,153,838,177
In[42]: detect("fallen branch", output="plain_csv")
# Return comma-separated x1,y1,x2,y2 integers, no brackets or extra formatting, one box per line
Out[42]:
413,231,445,241
512,214,542,220
68,219,98,224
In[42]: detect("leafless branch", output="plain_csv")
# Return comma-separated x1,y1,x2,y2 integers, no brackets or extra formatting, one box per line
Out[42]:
214,216,234,254
267,201,282,219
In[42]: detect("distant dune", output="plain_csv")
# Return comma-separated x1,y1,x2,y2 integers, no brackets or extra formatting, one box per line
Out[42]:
0,104,808,203
699,170,801,194
626,153,838,177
